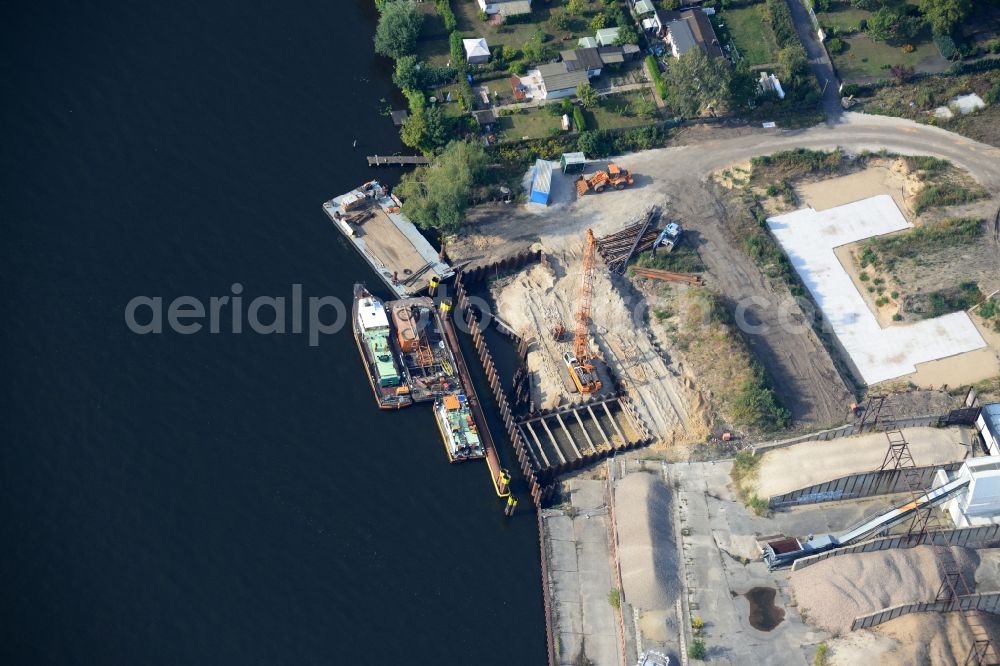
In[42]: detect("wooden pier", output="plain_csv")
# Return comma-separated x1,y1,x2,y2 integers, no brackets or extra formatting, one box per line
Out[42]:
366,155,430,167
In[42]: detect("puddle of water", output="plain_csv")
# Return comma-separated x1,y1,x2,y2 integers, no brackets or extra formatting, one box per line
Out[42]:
744,586,785,632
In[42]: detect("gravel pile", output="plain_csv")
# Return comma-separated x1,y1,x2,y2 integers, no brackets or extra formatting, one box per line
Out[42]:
614,472,678,611
791,545,980,634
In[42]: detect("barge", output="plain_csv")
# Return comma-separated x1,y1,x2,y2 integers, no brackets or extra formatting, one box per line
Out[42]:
434,394,486,462
385,296,460,403
352,284,412,410
325,181,454,298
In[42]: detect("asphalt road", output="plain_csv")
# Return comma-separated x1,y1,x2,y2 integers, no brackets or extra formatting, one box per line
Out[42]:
665,112,1000,190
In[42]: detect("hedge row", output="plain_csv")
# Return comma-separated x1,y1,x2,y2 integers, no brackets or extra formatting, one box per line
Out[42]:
645,55,667,101
449,32,464,72
435,0,457,33
764,0,797,49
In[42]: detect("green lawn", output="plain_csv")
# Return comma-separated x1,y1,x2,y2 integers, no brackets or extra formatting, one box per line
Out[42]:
816,6,871,33
832,32,943,80
495,91,655,140
586,91,659,130
431,87,468,117
720,4,778,66
498,108,563,140
414,37,452,68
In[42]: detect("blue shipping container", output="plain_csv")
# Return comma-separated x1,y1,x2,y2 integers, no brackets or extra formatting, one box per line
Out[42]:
529,159,552,205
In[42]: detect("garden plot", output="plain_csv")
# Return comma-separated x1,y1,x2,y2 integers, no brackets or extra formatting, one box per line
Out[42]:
766,195,987,385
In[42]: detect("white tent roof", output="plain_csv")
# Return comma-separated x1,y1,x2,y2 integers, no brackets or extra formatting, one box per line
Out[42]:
463,38,490,59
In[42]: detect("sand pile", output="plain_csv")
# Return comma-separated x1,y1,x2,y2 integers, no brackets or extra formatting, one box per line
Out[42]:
753,427,970,499
877,611,990,666
614,472,678,611
791,546,979,634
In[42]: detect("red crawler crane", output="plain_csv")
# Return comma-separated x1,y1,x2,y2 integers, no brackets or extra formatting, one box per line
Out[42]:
563,229,602,394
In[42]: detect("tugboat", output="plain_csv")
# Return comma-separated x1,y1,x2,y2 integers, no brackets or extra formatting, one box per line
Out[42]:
433,393,486,462
352,284,412,409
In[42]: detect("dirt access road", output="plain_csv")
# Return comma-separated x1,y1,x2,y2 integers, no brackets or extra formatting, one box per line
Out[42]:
449,113,1000,430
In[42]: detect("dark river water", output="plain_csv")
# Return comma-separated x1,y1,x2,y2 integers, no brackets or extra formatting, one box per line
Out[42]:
0,1,545,663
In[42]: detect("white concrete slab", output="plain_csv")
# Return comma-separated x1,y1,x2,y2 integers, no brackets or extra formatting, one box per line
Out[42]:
767,195,986,384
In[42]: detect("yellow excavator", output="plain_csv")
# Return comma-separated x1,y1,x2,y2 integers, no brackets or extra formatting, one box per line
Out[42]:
563,229,602,394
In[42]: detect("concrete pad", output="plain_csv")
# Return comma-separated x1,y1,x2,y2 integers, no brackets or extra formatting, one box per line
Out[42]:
546,513,576,543
545,477,622,666
550,544,580,574
575,515,611,545
767,195,987,384
556,601,585,636
568,479,607,510
672,461,847,665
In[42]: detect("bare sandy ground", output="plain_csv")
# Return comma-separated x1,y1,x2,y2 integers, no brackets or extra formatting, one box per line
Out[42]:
752,426,971,499
451,113,1000,429
491,254,705,443
795,161,919,214
827,612,989,665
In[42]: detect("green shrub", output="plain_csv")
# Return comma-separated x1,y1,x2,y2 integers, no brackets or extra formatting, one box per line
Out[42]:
859,271,870,281
859,246,879,268
751,148,844,176
732,450,761,481
904,155,950,178
688,639,707,660
814,642,830,666
892,313,903,321
826,37,846,55
747,494,769,516
607,588,621,609
934,33,958,60
913,184,987,215
921,282,983,318
634,246,705,273
731,365,790,430
980,298,998,320
986,79,1000,105
864,217,983,269
573,106,586,132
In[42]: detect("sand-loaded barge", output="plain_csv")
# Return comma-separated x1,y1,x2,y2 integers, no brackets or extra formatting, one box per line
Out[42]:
325,181,453,298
